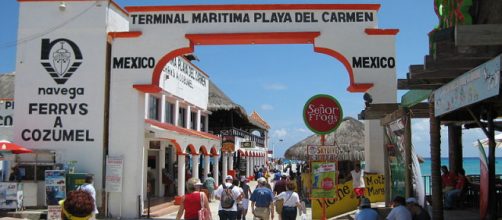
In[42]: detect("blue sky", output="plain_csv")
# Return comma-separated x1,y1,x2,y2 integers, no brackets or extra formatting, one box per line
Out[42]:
1,0,501,158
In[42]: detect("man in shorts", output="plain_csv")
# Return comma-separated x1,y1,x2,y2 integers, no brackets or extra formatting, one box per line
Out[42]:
250,177,274,220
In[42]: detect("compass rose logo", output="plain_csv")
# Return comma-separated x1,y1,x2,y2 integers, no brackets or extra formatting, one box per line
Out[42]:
40,38,83,84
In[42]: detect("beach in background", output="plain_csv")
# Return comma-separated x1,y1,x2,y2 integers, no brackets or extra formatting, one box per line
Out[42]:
420,157,502,176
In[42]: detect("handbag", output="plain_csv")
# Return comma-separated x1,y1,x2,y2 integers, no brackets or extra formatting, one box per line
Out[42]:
198,192,212,220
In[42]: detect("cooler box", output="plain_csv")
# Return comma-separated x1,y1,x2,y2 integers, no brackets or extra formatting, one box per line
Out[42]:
66,173,88,191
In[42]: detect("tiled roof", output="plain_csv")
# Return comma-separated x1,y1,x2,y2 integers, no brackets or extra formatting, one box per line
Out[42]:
145,119,220,141
249,111,270,130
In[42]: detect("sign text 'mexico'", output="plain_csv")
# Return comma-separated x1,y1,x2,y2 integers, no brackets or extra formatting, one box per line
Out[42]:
131,11,374,25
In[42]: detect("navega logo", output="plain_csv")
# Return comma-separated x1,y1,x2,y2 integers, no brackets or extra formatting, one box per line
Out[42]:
41,38,83,84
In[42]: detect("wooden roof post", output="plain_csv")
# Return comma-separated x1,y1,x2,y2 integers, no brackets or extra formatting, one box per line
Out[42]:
429,93,444,220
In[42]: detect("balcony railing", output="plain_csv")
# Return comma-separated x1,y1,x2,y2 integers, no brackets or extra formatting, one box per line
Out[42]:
215,127,265,147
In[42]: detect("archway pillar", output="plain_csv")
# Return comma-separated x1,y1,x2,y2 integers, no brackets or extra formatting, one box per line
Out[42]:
221,152,228,182
212,154,219,186
177,154,186,196
203,154,210,180
192,154,200,180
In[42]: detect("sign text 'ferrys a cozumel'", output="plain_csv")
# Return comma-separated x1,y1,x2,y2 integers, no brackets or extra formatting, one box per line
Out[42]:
18,38,94,143
303,94,343,134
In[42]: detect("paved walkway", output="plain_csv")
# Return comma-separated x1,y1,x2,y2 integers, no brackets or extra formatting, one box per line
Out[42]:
157,179,312,220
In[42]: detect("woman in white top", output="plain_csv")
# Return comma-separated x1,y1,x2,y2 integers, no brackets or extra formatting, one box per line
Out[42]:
275,182,301,220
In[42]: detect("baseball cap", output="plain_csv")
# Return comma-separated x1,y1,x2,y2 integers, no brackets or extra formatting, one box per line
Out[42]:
359,197,371,208
257,177,267,183
225,175,233,180
406,197,418,204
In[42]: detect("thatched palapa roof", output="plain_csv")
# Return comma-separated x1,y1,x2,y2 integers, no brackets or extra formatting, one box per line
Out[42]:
0,73,15,99
284,117,365,161
208,80,269,130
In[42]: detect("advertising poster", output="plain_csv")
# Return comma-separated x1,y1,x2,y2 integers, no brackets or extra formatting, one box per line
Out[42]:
106,156,124,192
47,205,62,220
45,170,66,206
0,182,19,209
311,162,336,198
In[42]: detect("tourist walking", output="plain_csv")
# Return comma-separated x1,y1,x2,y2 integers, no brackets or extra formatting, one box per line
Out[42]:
355,197,378,220
275,182,301,220
239,177,252,220
250,177,274,220
350,164,366,200
386,196,412,220
176,178,211,220
273,174,288,220
405,197,431,220
78,175,98,219
215,175,243,220
204,173,217,202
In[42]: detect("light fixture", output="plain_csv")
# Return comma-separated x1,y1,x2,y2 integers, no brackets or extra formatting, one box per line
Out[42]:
59,1,66,11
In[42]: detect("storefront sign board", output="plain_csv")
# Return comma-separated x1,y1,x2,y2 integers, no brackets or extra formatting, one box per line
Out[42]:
106,156,124,193
311,161,337,198
303,94,343,135
435,55,501,116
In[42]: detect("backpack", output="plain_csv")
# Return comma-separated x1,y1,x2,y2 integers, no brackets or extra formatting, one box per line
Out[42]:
220,185,235,209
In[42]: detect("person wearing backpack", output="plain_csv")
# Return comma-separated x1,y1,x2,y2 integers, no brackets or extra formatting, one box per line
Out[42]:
215,175,243,220
250,177,274,220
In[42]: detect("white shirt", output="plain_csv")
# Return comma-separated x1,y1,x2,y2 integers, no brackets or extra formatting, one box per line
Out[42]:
351,170,365,188
276,191,299,207
214,183,241,211
386,205,412,220
80,183,98,214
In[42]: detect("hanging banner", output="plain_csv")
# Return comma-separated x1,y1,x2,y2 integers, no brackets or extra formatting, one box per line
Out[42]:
311,161,337,198
45,170,66,206
303,94,343,135
106,156,124,192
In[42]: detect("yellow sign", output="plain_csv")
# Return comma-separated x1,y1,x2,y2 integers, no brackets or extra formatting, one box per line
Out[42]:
311,174,385,219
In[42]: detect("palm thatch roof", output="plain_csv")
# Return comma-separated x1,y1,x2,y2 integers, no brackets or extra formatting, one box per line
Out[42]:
0,72,15,99
284,117,365,161
208,80,269,130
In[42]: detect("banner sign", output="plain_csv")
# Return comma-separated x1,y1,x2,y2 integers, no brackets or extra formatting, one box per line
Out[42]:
0,100,13,127
307,145,339,161
311,161,336,198
45,170,66,206
106,156,124,192
435,55,501,116
312,174,385,218
303,94,343,135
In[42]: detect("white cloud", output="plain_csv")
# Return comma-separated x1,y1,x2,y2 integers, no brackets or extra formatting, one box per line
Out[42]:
263,83,287,90
261,104,274,111
296,128,310,133
273,128,288,138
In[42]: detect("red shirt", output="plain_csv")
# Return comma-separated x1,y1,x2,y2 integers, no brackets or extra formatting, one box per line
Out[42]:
442,172,457,188
184,192,202,219
455,176,466,190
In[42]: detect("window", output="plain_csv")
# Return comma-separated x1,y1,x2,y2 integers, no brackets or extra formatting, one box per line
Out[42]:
148,96,160,120
200,115,207,132
178,107,186,127
165,102,175,124
15,152,55,181
190,112,197,130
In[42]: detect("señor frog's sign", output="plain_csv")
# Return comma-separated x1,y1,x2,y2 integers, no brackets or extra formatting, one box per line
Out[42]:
303,94,343,134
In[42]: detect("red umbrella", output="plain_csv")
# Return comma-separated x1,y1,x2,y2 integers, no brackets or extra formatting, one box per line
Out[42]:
0,140,33,154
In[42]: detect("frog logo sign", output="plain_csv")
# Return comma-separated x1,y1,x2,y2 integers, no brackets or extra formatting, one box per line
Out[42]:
40,38,83,84
303,94,343,134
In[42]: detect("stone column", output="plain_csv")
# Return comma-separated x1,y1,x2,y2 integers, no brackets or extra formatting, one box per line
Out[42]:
160,94,166,123
203,155,210,180
177,155,185,196
174,100,179,126
228,152,234,172
186,105,191,129
246,156,250,177
213,155,219,186
196,110,201,131
222,152,227,181
192,154,199,181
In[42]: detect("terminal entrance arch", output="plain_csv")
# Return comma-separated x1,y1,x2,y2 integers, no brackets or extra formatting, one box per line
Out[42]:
108,4,397,218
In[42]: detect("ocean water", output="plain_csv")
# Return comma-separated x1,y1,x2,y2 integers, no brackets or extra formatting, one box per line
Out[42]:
420,157,502,176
